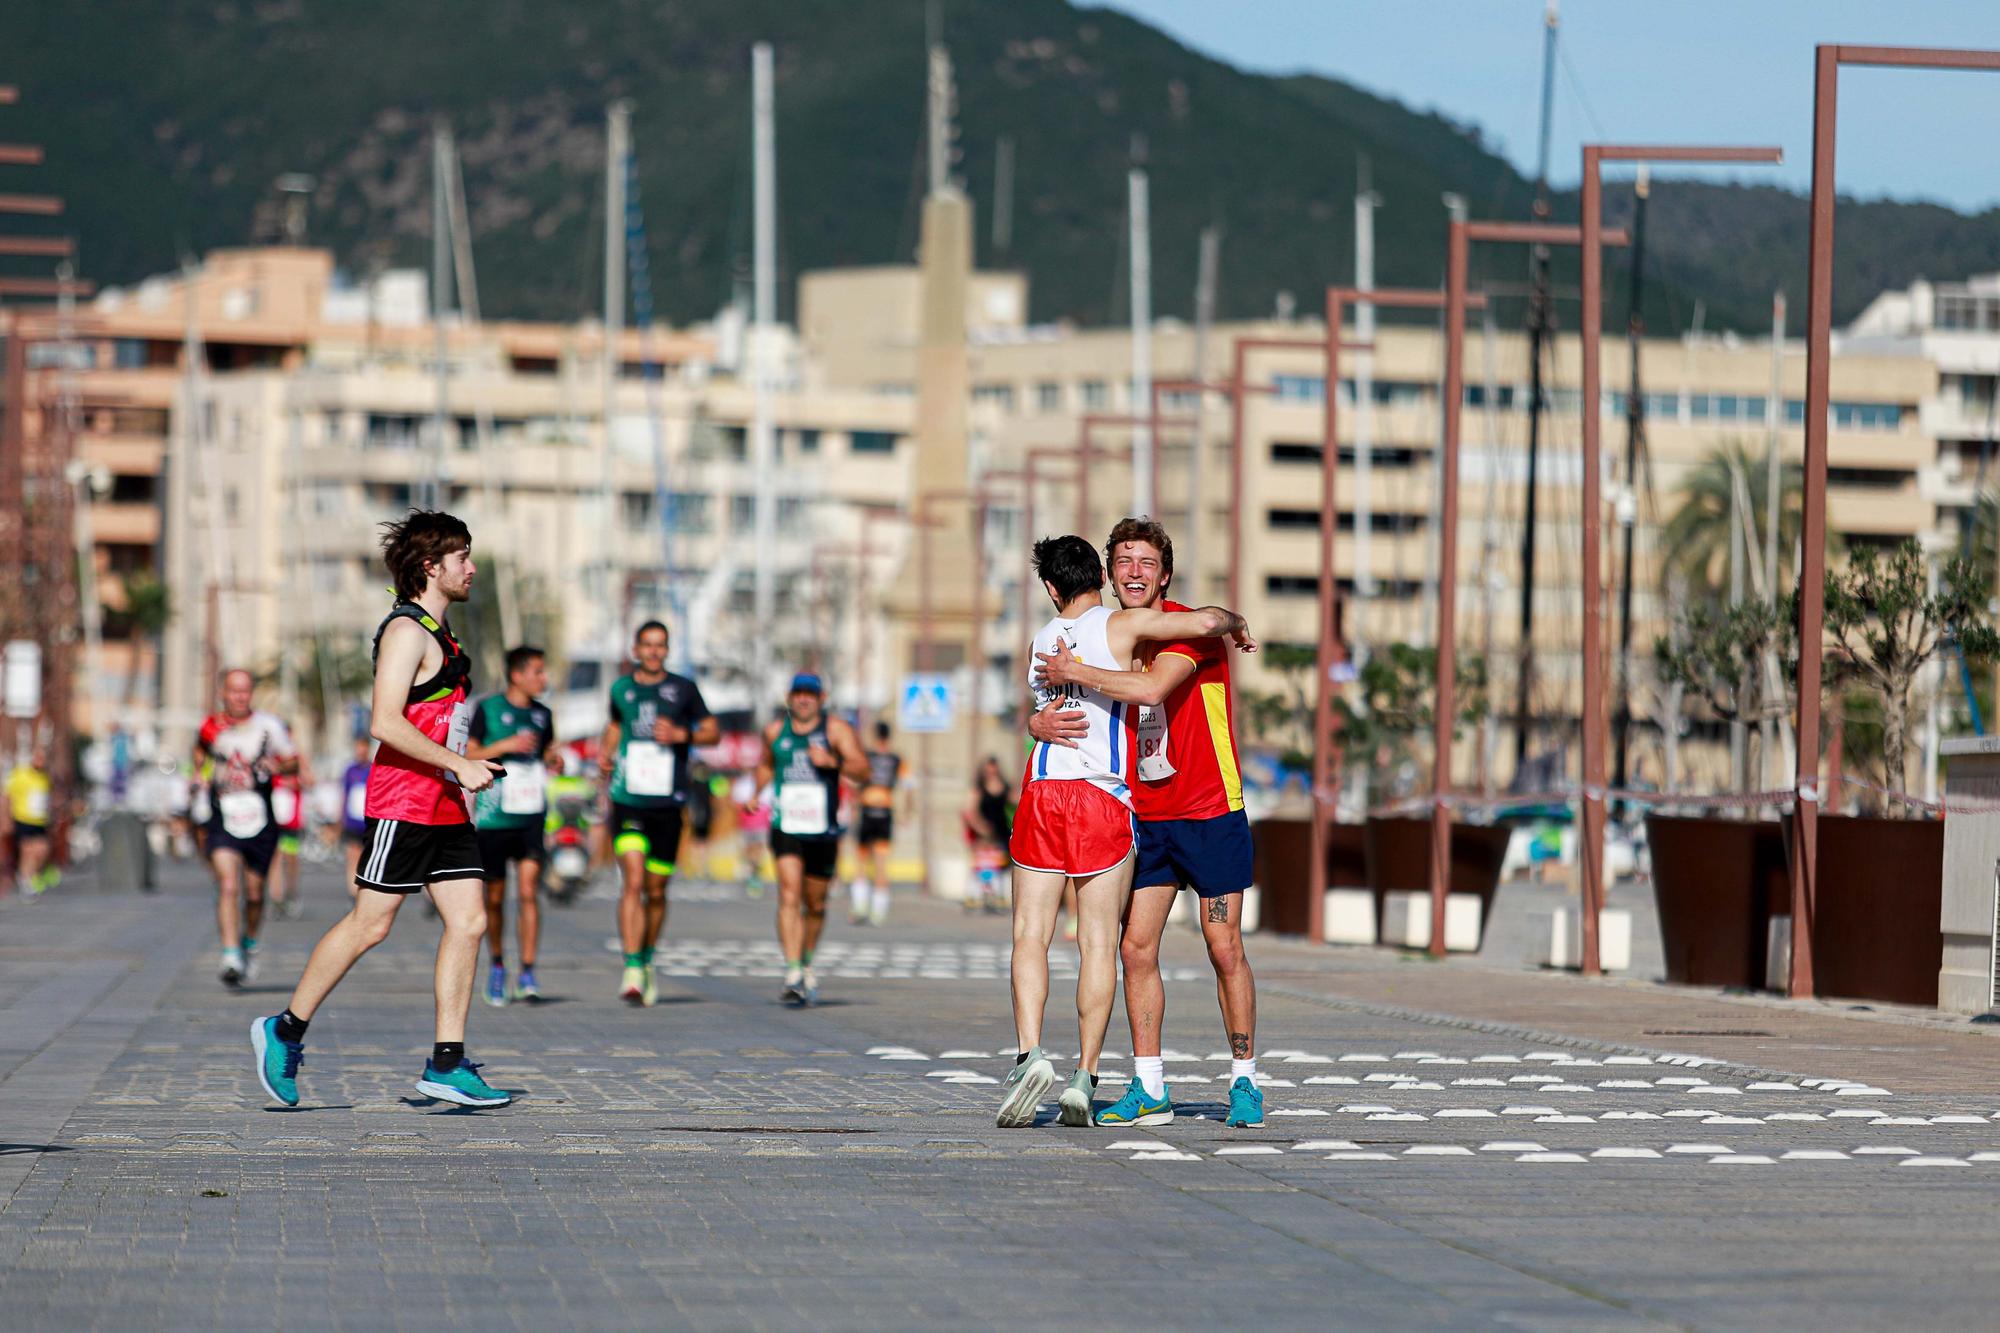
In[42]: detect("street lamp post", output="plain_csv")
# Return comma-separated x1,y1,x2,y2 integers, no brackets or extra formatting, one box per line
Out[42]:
1787,44,2000,998
1578,143,1781,976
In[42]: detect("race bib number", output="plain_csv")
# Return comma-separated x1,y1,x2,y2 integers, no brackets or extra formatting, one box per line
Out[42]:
1136,704,1176,782
345,784,367,823
441,702,472,784
21,786,49,823
271,785,299,826
218,790,268,839
777,782,829,837
500,761,548,815
623,741,676,797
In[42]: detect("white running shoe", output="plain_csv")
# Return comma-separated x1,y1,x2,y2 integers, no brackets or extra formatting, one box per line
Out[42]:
220,947,246,987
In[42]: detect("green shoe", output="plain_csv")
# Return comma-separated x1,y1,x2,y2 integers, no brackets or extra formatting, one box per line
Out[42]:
1058,1068,1098,1127
1226,1076,1265,1128
1095,1076,1174,1127
415,1058,510,1107
996,1048,1056,1128
251,1016,303,1107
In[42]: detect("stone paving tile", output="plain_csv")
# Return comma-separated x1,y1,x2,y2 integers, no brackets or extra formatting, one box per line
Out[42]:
5,859,2000,1328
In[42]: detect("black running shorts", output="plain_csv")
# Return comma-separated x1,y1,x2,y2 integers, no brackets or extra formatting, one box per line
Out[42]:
354,818,485,894
857,807,894,847
476,824,547,881
770,829,840,880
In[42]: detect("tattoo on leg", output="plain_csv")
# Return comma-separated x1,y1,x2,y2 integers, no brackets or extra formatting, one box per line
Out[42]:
1230,1031,1251,1059
1206,896,1230,923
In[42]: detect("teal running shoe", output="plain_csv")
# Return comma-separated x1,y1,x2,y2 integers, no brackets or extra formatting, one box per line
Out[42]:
415,1058,511,1107
484,962,509,1008
1058,1068,1098,1127
996,1047,1056,1128
1094,1076,1174,1127
1225,1076,1265,1128
251,1016,303,1108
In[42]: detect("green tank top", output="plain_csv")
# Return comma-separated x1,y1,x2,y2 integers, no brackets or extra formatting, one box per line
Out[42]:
771,716,840,840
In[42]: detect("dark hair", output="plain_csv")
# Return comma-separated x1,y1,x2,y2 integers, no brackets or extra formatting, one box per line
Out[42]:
380,510,471,601
1032,535,1103,604
633,620,669,644
1105,516,1174,580
873,721,892,742
505,644,545,680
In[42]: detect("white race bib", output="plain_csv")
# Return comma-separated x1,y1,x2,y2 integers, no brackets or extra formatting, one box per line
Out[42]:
191,787,212,825
218,789,268,839
1136,704,1176,782
271,785,299,826
777,781,829,837
441,702,472,784
345,783,368,822
500,761,548,815
21,786,49,823
623,741,676,797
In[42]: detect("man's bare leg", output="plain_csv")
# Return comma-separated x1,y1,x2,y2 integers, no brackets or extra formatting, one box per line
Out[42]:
483,877,508,963
212,849,245,950
515,858,542,969
426,878,486,1044
1072,856,1134,1075
616,848,649,957
242,870,267,942
1008,867,1066,1052
775,855,806,964
1201,892,1257,1063
286,888,407,1020
643,870,669,953
1119,884,1178,1061
800,875,831,957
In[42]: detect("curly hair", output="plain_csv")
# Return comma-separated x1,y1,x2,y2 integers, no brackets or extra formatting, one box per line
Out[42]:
1104,516,1173,579
379,509,471,601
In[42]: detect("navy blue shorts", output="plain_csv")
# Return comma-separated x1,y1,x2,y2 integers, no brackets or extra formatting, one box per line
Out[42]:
1133,809,1254,898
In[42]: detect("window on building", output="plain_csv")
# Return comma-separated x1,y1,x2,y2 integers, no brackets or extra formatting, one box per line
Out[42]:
1081,380,1110,409
1161,388,1199,413
1265,574,1318,597
364,481,413,509
1036,381,1063,412
731,494,754,530
1827,467,1907,489
1336,445,1420,469
1831,401,1903,431
1267,509,1320,531
973,383,1016,411
114,339,150,370
107,473,155,504
1271,442,1322,465
849,430,896,454
1336,511,1425,532
723,425,747,460
1272,374,1323,403
621,492,654,528
796,428,820,455
665,492,712,534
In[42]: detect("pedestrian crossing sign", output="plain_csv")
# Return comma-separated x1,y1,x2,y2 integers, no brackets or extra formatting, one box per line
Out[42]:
899,673,956,733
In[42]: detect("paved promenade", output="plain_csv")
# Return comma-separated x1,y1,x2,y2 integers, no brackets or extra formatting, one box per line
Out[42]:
4,855,2000,1330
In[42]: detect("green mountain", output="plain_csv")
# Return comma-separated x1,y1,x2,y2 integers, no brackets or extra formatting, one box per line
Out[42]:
3,1,1996,336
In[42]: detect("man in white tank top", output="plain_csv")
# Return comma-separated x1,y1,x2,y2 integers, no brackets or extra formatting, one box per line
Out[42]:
998,535,1255,1129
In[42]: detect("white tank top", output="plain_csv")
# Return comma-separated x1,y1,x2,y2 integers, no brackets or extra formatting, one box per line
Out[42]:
1024,604,1131,808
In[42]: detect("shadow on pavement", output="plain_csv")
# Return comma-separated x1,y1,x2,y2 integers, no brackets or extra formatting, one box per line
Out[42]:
0,1143,74,1156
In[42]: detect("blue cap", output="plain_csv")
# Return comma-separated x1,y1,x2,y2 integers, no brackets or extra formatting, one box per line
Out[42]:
789,672,824,695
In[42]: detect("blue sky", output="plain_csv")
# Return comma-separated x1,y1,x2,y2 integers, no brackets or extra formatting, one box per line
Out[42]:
1099,0,2000,211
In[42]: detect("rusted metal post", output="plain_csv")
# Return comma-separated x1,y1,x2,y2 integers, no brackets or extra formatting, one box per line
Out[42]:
917,493,936,895
1313,292,1345,949
1228,341,1248,612
1434,221,1470,957
1578,143,1782,977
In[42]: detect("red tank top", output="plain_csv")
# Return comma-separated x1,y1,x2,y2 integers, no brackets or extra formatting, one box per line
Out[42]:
363,603,473,826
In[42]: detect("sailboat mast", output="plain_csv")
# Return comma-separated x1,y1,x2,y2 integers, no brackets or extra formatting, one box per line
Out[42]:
1512,0,1559,777
1612,168,1648,793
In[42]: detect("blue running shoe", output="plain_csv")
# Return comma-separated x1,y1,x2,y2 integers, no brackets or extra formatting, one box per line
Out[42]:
415,1058,510,1107
1094,1076,1174,1127
514,966,542,1002
484,962,509,1008
1226,1076,1265,1127
251,1016,303,1107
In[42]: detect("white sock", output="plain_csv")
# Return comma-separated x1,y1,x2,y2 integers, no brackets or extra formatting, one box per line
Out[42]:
850,878,871,913
1134,1055,1166,1100
872,886,891,917
1231,1058,1258,1084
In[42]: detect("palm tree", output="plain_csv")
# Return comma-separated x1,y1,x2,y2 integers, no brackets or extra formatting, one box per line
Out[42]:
1661,441,1805,601
120,576,172,706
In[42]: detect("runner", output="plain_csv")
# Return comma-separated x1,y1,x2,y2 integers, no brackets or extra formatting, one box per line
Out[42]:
598,620,717,1006
6,745,53,896
269,754,309,919
251,509,509,1109
849,722,902,925
339,735,372,893
1001,533,1253,1129
756,673,867,1006
467,644,560,1006
195,668,299,986
963,757,1013,914
1031,516,1265,1129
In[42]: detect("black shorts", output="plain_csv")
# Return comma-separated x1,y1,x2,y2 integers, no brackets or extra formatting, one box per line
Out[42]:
206,818,280,878
353,818,485,894
13,820,48,844
770,829,840,880
611,802,684,873
476,824,547,880
857,807,894,847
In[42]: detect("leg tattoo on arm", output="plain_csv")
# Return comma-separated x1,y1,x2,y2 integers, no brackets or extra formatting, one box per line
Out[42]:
1230,1031,1251,1058
1206,896,1230,923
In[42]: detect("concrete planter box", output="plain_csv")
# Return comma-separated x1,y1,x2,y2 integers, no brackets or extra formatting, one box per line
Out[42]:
1362,816,1510,949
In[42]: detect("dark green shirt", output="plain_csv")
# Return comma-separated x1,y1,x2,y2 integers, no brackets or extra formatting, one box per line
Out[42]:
468,693,554,830
607,671,709,808
771,716,841,840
